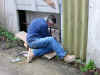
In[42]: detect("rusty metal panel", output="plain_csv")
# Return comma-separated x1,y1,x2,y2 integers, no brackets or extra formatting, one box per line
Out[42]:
62,0,88,60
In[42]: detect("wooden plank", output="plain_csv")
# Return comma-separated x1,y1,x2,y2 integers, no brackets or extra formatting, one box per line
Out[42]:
43,52,56,60
15,31,27,43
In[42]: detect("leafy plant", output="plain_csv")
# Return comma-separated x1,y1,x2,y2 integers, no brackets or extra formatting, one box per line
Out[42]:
2,31,17,40
80,65,88,72
0,27,20,49
87,60,96,70
55,56,59,59
80,60,96,72
0,27,17,41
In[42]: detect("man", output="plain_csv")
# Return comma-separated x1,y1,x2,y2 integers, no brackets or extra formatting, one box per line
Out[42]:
26,15,75,63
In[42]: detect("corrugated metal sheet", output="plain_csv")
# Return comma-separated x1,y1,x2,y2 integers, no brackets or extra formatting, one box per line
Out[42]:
62,0,88,60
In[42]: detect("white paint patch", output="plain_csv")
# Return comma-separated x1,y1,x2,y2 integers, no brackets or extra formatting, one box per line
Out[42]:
87,0,100,68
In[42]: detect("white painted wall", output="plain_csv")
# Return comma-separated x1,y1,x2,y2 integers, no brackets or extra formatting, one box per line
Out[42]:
0,0,19,33
0,0,6,27
5,0,19,33
87,0,100,68
15,0,36,11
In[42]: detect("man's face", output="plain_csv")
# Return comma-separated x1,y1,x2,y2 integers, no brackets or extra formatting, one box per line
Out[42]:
47,21,55,27
47,19,55,27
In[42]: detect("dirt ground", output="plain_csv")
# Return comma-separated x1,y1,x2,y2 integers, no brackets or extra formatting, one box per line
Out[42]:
0,39,82,75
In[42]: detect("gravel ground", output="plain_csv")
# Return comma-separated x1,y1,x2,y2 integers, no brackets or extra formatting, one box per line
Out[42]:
0,39,82,75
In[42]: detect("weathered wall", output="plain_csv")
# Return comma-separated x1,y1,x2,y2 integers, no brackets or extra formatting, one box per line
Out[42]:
5,0,19,33
0,0,19,33
15,0,59,13
0,0,6,26
87,0,100,68
15,0,36,11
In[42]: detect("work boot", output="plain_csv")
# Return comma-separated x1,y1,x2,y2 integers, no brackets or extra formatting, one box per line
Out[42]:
27,48,34,63
64,55,76,63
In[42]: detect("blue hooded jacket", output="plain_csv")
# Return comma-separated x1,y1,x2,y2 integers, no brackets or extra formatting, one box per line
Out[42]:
26,18,51,43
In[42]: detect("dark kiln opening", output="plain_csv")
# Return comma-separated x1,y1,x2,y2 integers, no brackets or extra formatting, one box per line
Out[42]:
18,10,27,32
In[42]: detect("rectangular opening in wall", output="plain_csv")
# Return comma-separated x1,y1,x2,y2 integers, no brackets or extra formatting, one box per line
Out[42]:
17,10,27,32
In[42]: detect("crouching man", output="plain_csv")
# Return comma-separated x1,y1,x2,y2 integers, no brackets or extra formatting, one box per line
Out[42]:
26,15,76,63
